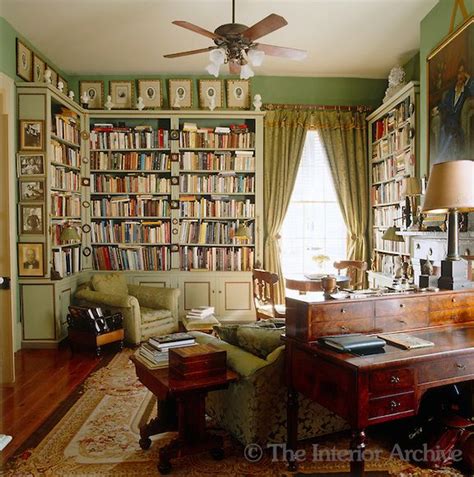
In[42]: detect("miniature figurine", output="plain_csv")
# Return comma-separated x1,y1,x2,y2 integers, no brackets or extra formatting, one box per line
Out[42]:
104,95,114,110
44,69,52,84
136,96,145,110
253,94,262,111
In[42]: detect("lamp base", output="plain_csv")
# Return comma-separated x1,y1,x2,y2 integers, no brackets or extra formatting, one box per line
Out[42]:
438,260,473,290
419,275,439,288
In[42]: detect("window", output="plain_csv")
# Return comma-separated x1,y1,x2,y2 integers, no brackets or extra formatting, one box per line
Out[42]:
280,131,347,275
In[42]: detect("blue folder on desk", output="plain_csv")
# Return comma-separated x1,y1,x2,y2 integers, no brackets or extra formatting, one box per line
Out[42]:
318,333,386,353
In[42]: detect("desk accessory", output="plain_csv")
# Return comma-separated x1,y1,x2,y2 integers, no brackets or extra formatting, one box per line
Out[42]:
378,333,434,350
317,334,386,353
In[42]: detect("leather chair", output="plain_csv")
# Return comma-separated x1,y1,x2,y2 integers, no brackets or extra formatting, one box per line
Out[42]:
333,260,368,289
74,273,180,345
252,269,286,321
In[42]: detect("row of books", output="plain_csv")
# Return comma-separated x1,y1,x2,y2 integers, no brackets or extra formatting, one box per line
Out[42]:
372,128,412,161
91,197,170,218
51,221,81,246
372,158,401,183
90,125,170,150
51,141,81,168
50,167,80,191
51,193,81,217
180,197,255,219
180,174,255,194
394,150,415,177
374,229,409,254
54,114,80,145
372,98,412,141
180,245,254,272
371,180,404,205
52,246,81,276
179,220,254,245
91,221,171,244
179,130,255,149
179,151,255,171
91,174,171,194
373,206,402,229
92,245,171,271
91,151,171,171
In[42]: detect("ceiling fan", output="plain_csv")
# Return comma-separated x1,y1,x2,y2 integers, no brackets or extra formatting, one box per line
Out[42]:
163,0,307,79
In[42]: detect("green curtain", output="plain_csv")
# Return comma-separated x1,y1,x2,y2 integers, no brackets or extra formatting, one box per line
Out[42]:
263,110,311,302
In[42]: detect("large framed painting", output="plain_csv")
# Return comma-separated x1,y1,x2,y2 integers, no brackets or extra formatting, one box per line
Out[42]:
427,16,473,168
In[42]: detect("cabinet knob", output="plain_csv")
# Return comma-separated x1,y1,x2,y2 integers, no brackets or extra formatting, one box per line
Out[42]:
452,298,457,303
341,308,346,314
398,319,407,325
340,325,349,332
390,375,400,384
218,290,222,294
390,400,400,410
400,303,405,308
456,363,466,370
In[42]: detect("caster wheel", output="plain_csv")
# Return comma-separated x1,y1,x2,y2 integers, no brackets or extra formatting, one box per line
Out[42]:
158,461,172,474
119,340,124,350
139,437,151,450
210,447,224,460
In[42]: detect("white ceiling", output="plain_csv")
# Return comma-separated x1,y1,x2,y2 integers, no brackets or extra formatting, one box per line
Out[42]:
2,0,437,78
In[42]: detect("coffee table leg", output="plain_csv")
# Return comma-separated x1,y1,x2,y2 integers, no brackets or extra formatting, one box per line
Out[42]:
139,397,178,450
350,429,367,476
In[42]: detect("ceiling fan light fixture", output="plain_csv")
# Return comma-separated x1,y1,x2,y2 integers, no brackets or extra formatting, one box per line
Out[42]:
205,62,221,77
240,63,254,80
209,48,226,65
247,48,265,67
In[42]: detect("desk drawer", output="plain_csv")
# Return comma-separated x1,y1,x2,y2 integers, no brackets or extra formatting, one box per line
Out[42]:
314,317,374,336
376,313,429,332
375,297,428,318
369,368,414,395
430,293,474,311
429,307,474,326
369,392,415,419
311,302,374,322
418,354,474,384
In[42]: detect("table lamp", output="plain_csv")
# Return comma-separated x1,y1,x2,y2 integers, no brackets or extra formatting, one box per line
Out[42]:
382,226,405,242
60,224,80,243
402,177,422,230
422,160,474,290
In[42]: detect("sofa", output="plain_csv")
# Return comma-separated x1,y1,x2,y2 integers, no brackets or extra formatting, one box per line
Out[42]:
74,273,180,345
190,326,347,446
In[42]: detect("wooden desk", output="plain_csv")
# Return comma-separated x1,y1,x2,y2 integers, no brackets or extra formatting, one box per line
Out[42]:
285,274,350,293
284,289,474,475
130,355,237,474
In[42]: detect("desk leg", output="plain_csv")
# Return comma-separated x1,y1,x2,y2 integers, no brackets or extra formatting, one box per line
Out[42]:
287,387,299,471
350,429,366,476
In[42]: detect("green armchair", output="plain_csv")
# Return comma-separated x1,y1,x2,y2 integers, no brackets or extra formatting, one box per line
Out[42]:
74,273,180,345
191,329,347,446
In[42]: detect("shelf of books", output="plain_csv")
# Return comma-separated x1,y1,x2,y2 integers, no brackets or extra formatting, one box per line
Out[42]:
367,82,419,280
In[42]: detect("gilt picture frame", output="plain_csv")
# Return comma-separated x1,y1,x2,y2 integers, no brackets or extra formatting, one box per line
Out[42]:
33,54,46,83
80,81,104,109
168,79,193,109
20,204,44,235
109,80,135,109
19,120,44,151
138,79,163,109
198,79,224,109
226,79,251,109
18,242,44,277
16,39,32,81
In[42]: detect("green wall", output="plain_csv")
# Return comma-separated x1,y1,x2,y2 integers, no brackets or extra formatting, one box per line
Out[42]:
419,0,474,176
0,17,70,82
403,52,420,82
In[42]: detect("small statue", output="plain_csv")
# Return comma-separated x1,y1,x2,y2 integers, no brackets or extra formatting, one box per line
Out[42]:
44,69,52,84
207,94,216,111
172,95,181,109
57,81,64,93
370,250,377,271
68,90,75,101
383,65,406,103
80,92,89,109
253,94,262,111
394,255,404,279
136,96,145,110
421,255,434,276
105,95,114,110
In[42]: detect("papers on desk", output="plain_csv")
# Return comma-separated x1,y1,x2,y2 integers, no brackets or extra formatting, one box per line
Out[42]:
378,333,434,350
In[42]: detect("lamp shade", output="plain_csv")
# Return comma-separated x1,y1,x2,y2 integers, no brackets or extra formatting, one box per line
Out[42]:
382,226,404,242
422,160,474,213
60,226,80,242
233,223,250,239
402,177,422,197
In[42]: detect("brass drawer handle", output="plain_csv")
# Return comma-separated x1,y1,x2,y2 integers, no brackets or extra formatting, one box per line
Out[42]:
340,325,349,332
390,375,400,384
340,308,346,314
400,303,405,308
390,400,400,410
456,363,466,370
398,319,407,325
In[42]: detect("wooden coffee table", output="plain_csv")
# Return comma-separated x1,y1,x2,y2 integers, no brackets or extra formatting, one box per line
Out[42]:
130,355,238,474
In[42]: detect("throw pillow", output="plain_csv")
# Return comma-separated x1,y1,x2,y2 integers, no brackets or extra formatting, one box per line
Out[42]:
213,324,239,346
91,273,128,296
236,326,284,359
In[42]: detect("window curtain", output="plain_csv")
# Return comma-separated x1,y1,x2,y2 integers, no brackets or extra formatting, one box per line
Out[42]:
263,110,311,302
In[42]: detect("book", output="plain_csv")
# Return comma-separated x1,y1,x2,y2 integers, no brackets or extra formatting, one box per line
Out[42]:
186,306,215,320
134,350,168,369
149,332,196,350
378,333,434,350
317,334,386,353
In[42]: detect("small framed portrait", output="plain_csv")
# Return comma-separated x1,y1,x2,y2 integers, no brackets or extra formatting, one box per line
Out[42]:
226,79,251,109
16,39,32,81
17,153,45,176
198,79,224,109
19,120,44,151
138,79,163,109
80,81,104,109
18,242,44,277
20,204,44,235
168,79,193,109
48,67,58,88
19,179,45,201
32,54,45,83
110,80,135,109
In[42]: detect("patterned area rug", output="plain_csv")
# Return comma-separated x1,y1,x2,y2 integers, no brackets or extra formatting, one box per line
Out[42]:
3,350,464,476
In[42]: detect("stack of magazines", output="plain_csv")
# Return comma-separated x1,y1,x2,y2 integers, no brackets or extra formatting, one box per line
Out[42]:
186,306,215,321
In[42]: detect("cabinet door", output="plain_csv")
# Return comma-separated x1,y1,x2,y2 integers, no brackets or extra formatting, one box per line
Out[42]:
177,274,216,314
21,284,55,341
217,274,255,322
131,272,176,288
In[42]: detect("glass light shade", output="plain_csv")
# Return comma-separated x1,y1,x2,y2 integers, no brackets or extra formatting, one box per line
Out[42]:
422,160,474,213
382,226,405,242
240,63,254,80
247,48,265,67
60,226,80,242
205,62,220,78
234,223,250,239
401,177,422,197
209,48,226,65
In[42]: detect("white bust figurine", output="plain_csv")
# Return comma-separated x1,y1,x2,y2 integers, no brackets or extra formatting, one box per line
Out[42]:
44,69,52,84
80,91,89,106
57,81,64,93
207,95,216,111
105,95,114,110
136,96,145,110
172,95,181,109
253,94,262,111
383,65,406,102
68,90,75,101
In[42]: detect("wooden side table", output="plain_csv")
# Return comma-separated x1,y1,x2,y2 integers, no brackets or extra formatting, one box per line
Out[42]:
130,355,238,474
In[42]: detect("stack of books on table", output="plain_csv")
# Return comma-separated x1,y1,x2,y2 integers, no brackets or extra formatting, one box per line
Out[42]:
186,306,215,321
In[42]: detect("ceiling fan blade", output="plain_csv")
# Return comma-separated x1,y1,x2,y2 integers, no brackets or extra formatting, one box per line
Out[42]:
229,61,241,75
242,14,288,41
164,47,216,58
172,20,223,40
255,43,307,60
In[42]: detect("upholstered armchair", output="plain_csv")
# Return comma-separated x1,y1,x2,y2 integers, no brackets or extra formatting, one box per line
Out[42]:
74,273,180,345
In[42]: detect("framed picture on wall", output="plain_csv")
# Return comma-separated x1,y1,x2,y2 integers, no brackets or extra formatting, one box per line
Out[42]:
109,80,135,109
226,79,250,109
20,204,44,235
427,16,473,168
48,67,58,88
168,79,193,109
32,54,46,83
16,39,32,81
17,153,45,176
18,242,44,277
19,120,44,151
198,79,224,109
80,81,104,109
19,179,45,201
138,79,163,109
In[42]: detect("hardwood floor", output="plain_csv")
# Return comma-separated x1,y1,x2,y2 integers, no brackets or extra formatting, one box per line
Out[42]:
0,346,101,465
